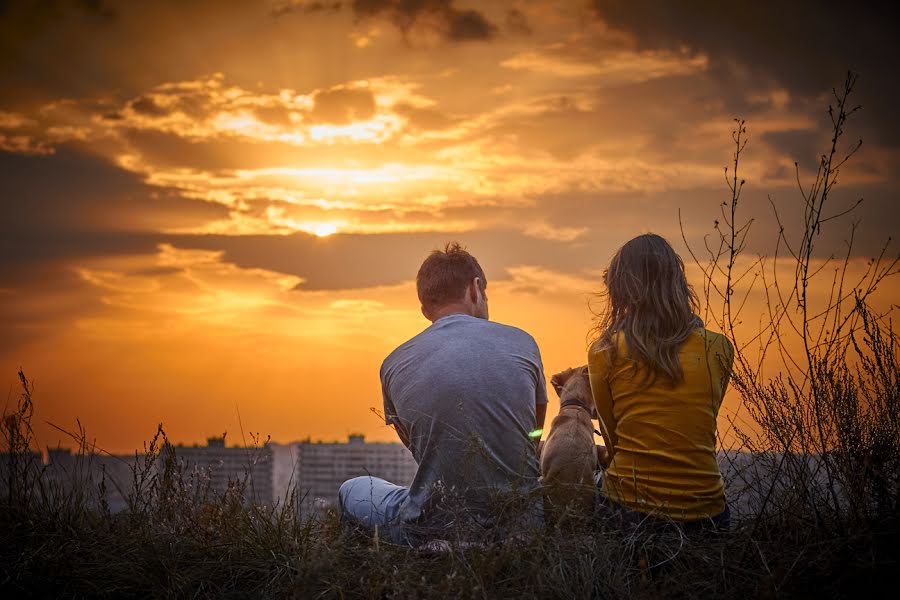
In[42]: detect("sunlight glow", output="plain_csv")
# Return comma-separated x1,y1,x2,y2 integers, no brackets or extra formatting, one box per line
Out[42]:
272,218,344,237
310,222,339,237
239,165,441,186
308,115,402,143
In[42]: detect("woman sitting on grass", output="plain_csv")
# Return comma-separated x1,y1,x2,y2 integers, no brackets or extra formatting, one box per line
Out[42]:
554,233,734,531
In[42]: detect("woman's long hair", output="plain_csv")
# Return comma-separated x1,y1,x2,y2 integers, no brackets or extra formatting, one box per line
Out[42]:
593,233,700,386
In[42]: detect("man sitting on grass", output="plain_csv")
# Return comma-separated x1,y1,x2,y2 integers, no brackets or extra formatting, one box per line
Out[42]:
339,242,548,546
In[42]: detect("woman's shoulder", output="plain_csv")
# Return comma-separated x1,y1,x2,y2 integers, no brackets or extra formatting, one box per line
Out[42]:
588,331,626,357
690,328,735,362
693,327,732,346
588,335,613,372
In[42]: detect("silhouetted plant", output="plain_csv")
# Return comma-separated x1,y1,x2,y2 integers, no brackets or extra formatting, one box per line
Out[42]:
683,72,899,540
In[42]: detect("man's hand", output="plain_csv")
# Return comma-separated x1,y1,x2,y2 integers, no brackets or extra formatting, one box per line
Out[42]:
551,365,591,404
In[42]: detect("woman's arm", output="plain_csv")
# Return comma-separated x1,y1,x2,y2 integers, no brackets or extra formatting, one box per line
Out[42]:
588,348,618,454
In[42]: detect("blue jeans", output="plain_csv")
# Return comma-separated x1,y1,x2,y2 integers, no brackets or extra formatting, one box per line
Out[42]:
593,471,731,534
339,476,545,546
596,493,731,534
339,476,411,545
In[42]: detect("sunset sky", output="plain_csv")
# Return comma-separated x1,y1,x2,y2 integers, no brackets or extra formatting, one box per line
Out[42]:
2,0,898,454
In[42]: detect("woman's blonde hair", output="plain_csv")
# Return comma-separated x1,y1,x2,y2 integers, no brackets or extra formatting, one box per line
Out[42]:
593,233,700,386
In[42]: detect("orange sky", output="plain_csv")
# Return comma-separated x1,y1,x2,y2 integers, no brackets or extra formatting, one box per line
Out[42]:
1,1,898,454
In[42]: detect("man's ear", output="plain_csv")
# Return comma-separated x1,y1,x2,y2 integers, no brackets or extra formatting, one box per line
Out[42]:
468,278,480,303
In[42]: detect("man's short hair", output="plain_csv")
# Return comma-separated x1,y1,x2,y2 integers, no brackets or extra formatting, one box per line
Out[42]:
417,242,486,314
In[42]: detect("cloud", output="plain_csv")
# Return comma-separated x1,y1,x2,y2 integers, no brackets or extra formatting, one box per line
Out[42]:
128,95,169,117
524,222,588,242
392,103,457,131
0,0,117,24
350,0,496,41
441,7,496,41
310,86,376,124
270,1,342,18
0,146,228,234
0,110,55,154
2,75,438,165
0,0,374,105
505,8,531,35
501,47,707,81
0,264,106,350
759,129,828,172
0,132,53,155
589,0,900,147
1,5,895,285
270,0,500,42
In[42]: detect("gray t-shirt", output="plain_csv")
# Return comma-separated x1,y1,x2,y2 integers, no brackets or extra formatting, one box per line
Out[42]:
380,313,548,527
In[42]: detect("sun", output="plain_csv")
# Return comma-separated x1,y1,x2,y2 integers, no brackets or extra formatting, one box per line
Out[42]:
311,222,339,237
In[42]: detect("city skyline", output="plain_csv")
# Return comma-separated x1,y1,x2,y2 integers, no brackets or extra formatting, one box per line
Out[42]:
2,432,418,515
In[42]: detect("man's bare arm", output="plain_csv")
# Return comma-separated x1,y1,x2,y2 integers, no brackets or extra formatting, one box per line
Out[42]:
534,402,547,455
535,402,547,432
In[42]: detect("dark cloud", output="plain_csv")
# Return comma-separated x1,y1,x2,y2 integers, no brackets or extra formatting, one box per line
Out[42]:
0,0,116,21
590,0,900,146
760,129,826,172
270,1,342,18
0,146,228,233
0,0,495,111
120,128,417,171
350,0,497,42
310,87,376,124
174,230,604,291
0,230,163,288
270,0,499,42
443,8,496,41
0,264,107,351
505,8,531,35
2,186,893,306
0,0,125,104
477,77,736,163
1,227,600,297
0,1,274,106
394,103,456,131
129,95,168,117
253,104,296,127
74,0,116,18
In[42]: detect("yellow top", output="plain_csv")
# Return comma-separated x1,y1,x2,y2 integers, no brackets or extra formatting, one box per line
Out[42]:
588,328,734,520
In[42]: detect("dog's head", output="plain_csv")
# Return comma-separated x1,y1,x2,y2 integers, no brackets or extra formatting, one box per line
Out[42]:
554,366,597,419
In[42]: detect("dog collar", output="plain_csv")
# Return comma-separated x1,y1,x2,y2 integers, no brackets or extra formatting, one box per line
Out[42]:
559,399,591,412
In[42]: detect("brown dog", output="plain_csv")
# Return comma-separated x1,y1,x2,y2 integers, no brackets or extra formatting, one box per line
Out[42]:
539,366,600,523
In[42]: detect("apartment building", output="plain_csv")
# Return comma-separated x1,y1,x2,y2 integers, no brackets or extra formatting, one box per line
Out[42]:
171,437,274,507
272,434,417,514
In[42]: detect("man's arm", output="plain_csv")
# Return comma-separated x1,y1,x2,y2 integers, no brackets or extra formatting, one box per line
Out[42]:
535,402,547,432
534,402,547,455
382,365,413,451
392,421,412,451
532,346,549,453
